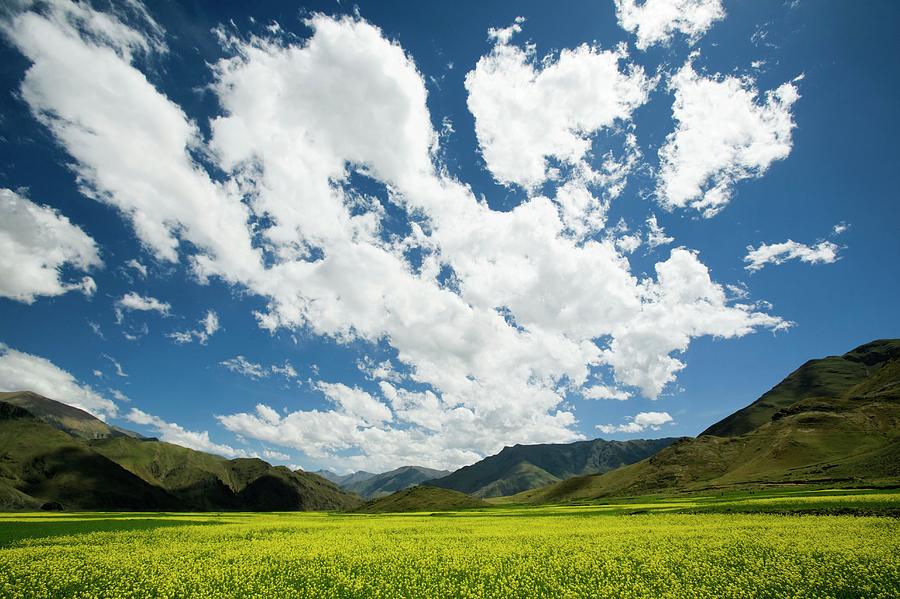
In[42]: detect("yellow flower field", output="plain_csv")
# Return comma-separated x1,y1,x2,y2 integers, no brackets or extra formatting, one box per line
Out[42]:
1,499,898,598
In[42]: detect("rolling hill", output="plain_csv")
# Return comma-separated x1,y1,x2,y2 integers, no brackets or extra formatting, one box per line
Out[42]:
352,485,488,513
0,391,361,511
424,437,678,498
511,339,900,504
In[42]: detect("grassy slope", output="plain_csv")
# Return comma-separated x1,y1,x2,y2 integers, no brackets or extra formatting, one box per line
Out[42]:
0,394,361,511
473,461,561,498
701,339,900,437
426,437,679,498
0,391,121,440
90,437,362,512
0,414,181,510
512,340,900,504
353,485,488,513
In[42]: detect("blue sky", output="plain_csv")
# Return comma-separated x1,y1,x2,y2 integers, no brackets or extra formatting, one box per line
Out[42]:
0,0,897,473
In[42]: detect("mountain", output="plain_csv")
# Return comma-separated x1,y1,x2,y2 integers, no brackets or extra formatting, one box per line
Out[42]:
513,339,900,504
0,399,183,511
341,466,451,499
0,391,143,440
314,469,376,487
700,339,900,437
425,437,678,498
0,391,361,511
353,485,487,513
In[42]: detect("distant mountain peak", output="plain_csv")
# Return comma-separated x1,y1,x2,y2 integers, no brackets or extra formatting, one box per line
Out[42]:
425,437,678,498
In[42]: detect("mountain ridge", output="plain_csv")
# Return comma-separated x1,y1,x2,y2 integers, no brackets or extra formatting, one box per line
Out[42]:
0,392,360,511
509,339,900,504
424,437,679,498
342,465,452,499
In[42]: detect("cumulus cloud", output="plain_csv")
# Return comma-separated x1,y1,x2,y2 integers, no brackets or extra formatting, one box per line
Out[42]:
744,239,840,272
261,449,290,461
4,3,789,471
597,410,673,434
656,61,800,217
583,385,632,401
600,248,788,397
1,0,260,278
465,20,653,190
168,310,220,344
357,356,404,383
114,292,171,323
0,343,117,418
0,188,101,303
126,408,244,457
614,0,725,50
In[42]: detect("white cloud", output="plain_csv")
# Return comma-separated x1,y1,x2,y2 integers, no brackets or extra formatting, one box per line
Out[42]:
317,382,393,426
102,353,128,377
744,239,840,272
600,248,789,397
486,15,525,45
2,0,261,279
261,449,290,462
597,410,673,434
465,21,653,190
122,322,148,341
114,292,171,323
724,283,750,300
0,188,101,303
110,389,130,403
220,355,268,379
168,310,220,344
5,4,789,471
583,385,631,401
646,214,674,249
88,321,104,339
832,222,849,235
270,361,298,379
0,343,117,418
357,356,404,383
125,259,147,277
126,408,244,458
656,61,799,217
615,232,642,254
614,0,725,50
220,355,297,380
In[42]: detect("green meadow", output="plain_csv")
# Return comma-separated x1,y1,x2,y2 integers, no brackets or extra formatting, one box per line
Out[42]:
2,489,898,598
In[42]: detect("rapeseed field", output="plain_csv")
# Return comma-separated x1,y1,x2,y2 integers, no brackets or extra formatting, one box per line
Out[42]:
1,498,898,598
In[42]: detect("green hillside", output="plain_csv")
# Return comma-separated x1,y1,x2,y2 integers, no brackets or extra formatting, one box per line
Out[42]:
0,391,141,440
0,392,360,511
511,339,900,504
352,485,487,513
701,339,900,437
426,437,678,498
341,465,451,499
0,405,182,510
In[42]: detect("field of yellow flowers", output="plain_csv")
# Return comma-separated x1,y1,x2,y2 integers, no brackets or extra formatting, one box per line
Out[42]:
1,494,898,598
